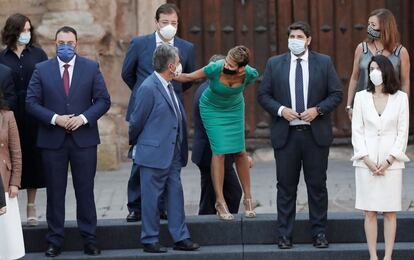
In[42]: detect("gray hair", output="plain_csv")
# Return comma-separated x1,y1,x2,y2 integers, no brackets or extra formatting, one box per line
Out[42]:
152,43,179,73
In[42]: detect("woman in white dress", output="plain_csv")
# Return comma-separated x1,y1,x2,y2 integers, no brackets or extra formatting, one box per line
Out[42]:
0,94,25,259
351,55,409,260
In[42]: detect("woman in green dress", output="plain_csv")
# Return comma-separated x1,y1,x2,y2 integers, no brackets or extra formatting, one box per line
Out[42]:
176,46,258,220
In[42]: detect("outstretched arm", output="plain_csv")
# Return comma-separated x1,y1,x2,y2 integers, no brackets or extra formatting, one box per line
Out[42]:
175,68,206,83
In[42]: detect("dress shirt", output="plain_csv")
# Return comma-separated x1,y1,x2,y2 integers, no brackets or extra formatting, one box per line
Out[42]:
155,31,174,46
278,50,310,125
51,55,88,125
154,71,181,118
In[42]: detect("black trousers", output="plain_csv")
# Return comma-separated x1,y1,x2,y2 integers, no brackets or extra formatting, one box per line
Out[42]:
274,128,329,238
198,166,242,215
0,177,5,208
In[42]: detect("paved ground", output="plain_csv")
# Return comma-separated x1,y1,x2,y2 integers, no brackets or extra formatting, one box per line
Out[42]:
17,146,414,223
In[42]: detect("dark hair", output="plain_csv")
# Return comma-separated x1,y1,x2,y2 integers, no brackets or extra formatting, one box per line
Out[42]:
227,45,250,67
155,3,180,21
287,21,311,37
55,26,78,40
367,55,400,94
1,13,36,50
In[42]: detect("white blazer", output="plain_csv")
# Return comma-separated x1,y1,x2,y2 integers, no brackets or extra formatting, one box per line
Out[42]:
351,90,409,169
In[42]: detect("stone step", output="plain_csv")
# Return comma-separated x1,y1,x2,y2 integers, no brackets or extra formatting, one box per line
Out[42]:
23,212,414,253
23,243,414,260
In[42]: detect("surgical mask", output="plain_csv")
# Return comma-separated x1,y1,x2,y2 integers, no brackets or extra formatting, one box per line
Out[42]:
222,67,237,75
369,69,383,86
367,25,380,40
288,38,307,55
56,44,76,62
18,32,31,45
173,63,182,77
159,24,177,40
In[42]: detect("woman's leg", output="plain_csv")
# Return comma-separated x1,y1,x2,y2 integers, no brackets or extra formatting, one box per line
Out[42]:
364,211,378,260
27,188,37,205
211,154,233,219
233,151,251,199
27,188,38,226
383,212,397,260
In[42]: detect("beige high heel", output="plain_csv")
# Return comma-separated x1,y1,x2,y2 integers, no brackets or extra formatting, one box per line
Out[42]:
215,201,234,221
27,203,38,226
243,198,256,218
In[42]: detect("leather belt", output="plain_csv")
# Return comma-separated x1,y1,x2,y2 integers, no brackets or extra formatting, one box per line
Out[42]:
289,125,311,131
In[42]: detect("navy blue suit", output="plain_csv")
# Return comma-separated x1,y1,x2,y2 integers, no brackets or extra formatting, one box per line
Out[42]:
192,82,242,215
26,56,111,247
122,32,195,215
258,51,342,238
129,73,190,244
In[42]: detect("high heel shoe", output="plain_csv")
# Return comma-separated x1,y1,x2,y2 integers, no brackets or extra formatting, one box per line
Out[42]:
215,201,234,221
27,203,38,226
243,198,256,218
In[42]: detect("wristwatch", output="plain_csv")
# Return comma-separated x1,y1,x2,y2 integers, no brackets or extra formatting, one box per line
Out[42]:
345,105,352,112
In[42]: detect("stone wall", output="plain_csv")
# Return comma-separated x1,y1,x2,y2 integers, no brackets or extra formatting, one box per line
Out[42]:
0,0,165,170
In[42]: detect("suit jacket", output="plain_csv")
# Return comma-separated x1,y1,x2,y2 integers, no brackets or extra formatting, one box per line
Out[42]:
121,33,195,121
0,111,22,192
351,90,409,169
129,73,188,169
191,81,234,169
0,63,17,111
257,51,342,149
26,56,111,149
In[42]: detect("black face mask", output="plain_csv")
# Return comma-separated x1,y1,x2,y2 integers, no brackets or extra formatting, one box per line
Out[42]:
222,67,237,75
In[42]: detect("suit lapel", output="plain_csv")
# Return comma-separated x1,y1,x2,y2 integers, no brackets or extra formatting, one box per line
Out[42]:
68,56,83,100
307,52,317,104
153,74,175,113
282,53,292,107
51,58,67,100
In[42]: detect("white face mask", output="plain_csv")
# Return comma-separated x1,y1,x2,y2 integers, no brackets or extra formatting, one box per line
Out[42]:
159,24,177,40
288,38,307,55
369,69,383,86
173,63,182,77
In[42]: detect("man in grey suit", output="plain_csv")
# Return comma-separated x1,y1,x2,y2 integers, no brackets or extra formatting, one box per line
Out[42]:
258,21,342,250
128,44,199,253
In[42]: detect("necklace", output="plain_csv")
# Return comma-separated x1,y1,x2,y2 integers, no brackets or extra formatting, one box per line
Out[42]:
373,41,383,55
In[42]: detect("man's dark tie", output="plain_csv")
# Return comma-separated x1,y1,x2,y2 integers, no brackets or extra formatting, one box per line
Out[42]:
295,58,305,113
62,64,70,96
167,83,183,145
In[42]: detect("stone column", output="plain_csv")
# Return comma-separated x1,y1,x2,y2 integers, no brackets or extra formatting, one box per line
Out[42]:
36,0,119,170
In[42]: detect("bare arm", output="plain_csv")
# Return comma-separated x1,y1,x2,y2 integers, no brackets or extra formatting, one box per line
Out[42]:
399,47,410,97
175,68,206,83
346,44,363,108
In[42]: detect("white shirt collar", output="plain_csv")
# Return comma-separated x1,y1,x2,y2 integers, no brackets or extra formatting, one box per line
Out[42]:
155,31,174,46
290,49,309,62
57,55,76,67
154,71,170,88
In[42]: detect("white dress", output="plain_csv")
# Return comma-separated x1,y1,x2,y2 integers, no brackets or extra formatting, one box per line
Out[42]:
351,90,409,212
0,193,25,260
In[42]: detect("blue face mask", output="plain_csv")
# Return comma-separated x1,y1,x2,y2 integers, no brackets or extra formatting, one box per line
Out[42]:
18,32,31,45
56,44,76,62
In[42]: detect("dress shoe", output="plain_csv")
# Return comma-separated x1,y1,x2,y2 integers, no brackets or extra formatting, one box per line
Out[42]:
313,233,329,248
278,236,292,249
45,244,61,257
160,211,168,220
84,243,101,255
173,239,200,251
126,211,141,222
143,242,168,253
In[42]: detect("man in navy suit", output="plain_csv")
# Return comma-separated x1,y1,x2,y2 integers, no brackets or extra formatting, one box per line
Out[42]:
129,43,199,253
122,3,195,222
258,21,342,249
26,26,110,257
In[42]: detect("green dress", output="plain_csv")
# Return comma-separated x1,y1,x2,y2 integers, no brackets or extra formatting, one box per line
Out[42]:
200,59,259,154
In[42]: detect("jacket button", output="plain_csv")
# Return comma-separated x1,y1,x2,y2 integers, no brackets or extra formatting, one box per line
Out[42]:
172,142,175,144
0,143,3,147
2,160,5,163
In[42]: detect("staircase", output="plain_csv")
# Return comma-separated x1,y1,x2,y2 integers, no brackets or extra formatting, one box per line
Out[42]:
22,212,414,259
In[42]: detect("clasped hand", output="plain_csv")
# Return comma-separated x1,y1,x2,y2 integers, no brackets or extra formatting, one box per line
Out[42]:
363,157,392,176
56,114,84,131
281,107,319,122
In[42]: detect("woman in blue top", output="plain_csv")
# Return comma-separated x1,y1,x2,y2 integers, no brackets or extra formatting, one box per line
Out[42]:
177,45,258,220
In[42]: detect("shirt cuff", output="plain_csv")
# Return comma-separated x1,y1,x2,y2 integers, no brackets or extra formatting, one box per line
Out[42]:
278,106,286,117
80,114,88,125
51,114,58,125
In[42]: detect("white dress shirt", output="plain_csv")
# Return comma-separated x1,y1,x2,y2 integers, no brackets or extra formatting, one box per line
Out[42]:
278,50,310,125
154,71,181,118
51,55,88,125
155,31,174,46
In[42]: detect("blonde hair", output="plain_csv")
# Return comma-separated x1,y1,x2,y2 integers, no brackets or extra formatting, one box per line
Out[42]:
369,8,400,51
227,45,250,67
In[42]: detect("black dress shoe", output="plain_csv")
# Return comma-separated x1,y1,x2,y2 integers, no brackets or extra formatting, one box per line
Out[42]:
173,239,200,251
313,233,329,248
278,236,292,249
126,211,141,222
143,242,168,253
45,244,61,257
160,211,168,220
84,243,101,255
